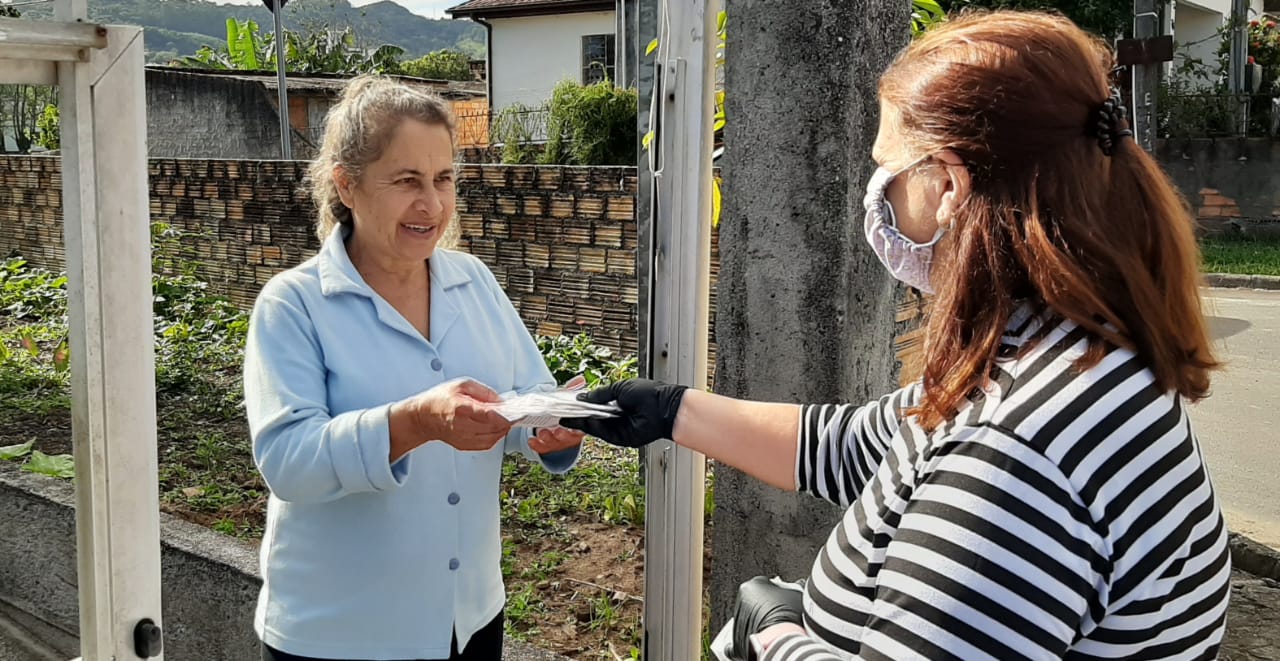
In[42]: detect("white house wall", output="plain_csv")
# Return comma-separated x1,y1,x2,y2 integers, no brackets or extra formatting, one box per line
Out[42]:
1172,0,1266,86
489,11,616,112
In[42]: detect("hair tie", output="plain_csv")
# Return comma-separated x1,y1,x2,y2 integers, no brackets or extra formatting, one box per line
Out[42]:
1094,88,1133,157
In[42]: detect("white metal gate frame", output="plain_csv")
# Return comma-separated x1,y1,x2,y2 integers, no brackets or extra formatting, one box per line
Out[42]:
0,1,163,658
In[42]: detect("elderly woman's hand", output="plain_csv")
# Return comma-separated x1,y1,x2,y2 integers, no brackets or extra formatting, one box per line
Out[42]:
529,426,585,455
393,379,513,456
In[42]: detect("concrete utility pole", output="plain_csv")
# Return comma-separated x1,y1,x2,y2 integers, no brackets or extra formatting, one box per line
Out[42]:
1131,0,1162,149
710,0,910,630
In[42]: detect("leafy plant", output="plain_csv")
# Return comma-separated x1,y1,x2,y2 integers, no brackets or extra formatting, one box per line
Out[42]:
22,450,75,479
0,440,34,461
540,79,638,167
399,49,472,81
0,257,68,322
536,333,637,387
912,0,947,35
172,18,403,75
36,104,59,151
504,582,544,639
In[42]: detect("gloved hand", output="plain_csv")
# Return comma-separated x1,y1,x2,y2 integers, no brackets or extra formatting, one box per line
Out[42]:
558,378,688,448
728,576,805,661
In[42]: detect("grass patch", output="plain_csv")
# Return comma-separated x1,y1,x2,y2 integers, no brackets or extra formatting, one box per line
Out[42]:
1200,235,1280,277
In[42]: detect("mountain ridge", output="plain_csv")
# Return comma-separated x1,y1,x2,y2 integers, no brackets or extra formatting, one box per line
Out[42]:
14,0,485,63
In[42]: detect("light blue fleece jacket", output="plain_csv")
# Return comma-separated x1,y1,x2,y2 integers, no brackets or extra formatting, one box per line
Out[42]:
243,227,579,660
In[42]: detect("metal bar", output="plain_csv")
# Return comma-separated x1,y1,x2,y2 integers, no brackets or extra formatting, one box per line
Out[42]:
0,43,90,62
272,2,292,160
0,57,56,84
59,49,111,661
0,17,106,49
1228,0,1249,135
62,25,164,661
643,0,717,657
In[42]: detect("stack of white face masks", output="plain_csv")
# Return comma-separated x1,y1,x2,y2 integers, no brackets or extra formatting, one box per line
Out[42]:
494,389,621,428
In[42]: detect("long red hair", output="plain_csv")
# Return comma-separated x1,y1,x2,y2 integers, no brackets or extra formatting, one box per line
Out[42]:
879,11,1219,431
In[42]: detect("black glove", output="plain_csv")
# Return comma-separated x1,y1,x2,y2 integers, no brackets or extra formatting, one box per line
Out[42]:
728,576,805,661
558,378,688,448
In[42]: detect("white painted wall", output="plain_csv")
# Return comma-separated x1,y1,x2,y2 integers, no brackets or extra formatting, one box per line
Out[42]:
1173,0,1266,86
1175,2,1228,79
489,11,616,112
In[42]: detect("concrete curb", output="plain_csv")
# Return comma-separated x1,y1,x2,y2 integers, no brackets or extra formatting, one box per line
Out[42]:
1230,532,1280,582
0,464,569,660
1205,273,1280,290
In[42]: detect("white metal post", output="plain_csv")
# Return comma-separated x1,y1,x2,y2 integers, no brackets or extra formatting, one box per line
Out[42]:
643,0,717,658
0,2,163,658
70,24,164,661
270,0,292,160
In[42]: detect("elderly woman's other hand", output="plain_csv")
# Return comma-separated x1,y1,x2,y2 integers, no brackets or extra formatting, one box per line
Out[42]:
529,426,585,455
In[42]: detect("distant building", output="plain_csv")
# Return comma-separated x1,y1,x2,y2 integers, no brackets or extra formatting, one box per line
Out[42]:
144,67,489,159
447,0,618,113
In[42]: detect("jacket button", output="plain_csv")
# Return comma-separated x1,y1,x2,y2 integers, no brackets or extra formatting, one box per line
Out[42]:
448,492,460,505
430,358,443,371
449,558,460,571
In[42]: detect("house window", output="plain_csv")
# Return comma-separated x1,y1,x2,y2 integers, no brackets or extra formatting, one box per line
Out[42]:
581,34,616,84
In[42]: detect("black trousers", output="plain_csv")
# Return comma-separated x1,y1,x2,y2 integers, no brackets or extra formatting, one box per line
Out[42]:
261,612,504,661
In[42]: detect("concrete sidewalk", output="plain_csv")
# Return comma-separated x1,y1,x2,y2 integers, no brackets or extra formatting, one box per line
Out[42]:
1194,288,1280,549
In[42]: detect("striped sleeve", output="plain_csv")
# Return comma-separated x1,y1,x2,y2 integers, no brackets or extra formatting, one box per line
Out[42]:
795,384,919,508
761,632,844,661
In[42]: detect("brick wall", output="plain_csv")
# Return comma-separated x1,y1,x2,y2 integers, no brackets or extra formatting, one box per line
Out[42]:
453,164,642,352
0,157,651,355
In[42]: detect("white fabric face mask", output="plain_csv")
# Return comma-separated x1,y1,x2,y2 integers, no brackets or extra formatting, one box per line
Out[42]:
862,156,945,294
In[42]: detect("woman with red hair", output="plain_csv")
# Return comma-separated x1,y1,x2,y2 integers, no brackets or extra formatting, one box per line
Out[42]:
565,10,1228,660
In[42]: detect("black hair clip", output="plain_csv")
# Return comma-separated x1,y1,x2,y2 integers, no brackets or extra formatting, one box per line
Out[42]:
1094,88,1133,157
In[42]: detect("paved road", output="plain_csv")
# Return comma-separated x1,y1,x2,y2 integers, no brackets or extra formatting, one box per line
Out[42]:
1194,288,1280,549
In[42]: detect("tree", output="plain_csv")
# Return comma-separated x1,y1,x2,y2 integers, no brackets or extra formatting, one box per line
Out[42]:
942,0,1129,37
0,4,20,18
710,0,910,630
172,18,403,75
400,50,472,81
0,85,57,154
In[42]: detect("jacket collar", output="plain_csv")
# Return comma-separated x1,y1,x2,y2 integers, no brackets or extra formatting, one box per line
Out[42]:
317,225,472,298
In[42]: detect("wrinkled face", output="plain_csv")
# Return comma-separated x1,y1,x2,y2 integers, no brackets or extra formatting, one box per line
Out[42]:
336,119,456,265
870,102,968,244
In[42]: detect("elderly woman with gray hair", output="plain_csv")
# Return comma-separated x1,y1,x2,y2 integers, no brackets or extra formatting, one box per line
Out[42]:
242,76,585,661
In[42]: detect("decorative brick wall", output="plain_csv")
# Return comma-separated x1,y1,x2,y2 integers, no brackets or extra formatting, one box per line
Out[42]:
0,157,651,355
453,164,642,352
0,157,318,309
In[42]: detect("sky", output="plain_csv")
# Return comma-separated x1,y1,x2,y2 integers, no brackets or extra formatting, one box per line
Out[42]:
208,0,457,20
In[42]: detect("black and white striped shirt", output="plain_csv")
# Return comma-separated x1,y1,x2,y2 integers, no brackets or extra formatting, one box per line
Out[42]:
769,307,1230,660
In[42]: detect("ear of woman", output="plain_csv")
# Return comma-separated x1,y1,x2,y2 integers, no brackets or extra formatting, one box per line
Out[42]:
931,151,970,229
